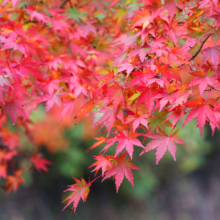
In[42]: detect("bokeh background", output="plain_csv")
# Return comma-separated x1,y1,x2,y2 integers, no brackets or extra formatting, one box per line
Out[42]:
0,105,220,220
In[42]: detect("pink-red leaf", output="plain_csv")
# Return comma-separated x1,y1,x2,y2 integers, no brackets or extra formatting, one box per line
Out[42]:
202,46,220,69
140,127,186,165
30,152,52,173
184,95,218,135
102,153,139,192
63,177,90,212
89,155,112,176
0,100,28,124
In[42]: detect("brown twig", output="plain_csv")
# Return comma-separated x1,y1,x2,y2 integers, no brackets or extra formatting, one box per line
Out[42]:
60,0,72,8
167,34,211,71
189,34,212,61
167,63,186,69
205,85,220,92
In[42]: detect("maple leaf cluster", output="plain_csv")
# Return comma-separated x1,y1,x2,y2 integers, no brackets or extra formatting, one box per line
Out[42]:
1,0,220,213
0,0,126,193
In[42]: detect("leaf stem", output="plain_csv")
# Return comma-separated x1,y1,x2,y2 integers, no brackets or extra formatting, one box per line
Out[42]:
89,175,102,185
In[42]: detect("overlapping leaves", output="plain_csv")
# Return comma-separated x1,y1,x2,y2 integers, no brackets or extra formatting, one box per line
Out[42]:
2,0,220,213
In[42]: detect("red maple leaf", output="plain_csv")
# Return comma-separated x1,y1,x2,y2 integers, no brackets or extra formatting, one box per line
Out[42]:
6,169,24,193
45,94,62,113
128,47,149,62
89,155,113,176
49,14,71,34
126,113,149,131
103,81,125,113
1,32,26,55
211,10,220,30
189,69,217,95
30,152,52,172
102,153,139,192
202,45,220,69
0,128,21,150
28,9,46,22
116,62,134,77
76,101,94,123
183,94,218,135
163,106,185,130
140,127,186,165
132,9,152,29
102,131,144,159
0,100,28,124
63,177,90,212
0,149,17,163
93,105,124,136
137,87,155,114
86,136,107,152
154,83,192,111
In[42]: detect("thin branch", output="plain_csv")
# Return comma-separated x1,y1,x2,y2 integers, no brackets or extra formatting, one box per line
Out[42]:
167,34,211,71
191,59,197,71
167,63,186,69
60,0,71,8
205,85,220,91
68,0,73,7
89,175,102,185
189,34,212,61
177,63,186,68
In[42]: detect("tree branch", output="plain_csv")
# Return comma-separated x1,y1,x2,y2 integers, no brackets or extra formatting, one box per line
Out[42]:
189,34,212,61
60,0,70,8
205,85,220,91
190,59,197,71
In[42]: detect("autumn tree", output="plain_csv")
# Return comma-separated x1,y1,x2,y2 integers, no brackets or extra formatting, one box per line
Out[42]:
0,0,220,212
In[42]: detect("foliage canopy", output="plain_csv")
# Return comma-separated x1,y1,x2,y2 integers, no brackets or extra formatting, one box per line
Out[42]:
0,0,220,212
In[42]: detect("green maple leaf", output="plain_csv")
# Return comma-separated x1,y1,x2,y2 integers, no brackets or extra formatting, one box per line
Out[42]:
67,7,87,21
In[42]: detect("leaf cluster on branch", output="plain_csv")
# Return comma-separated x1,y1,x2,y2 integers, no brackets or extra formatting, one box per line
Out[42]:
0,0,220,212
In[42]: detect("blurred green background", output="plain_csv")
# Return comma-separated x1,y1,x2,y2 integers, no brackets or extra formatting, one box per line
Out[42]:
0,106,220,220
